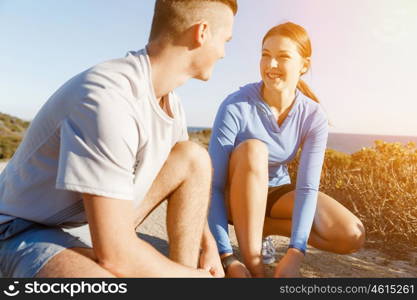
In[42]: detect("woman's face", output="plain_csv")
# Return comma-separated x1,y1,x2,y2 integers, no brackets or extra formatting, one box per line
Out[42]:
260,34,308,93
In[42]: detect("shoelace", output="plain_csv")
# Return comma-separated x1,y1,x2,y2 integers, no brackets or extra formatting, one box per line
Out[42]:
262,237,276,259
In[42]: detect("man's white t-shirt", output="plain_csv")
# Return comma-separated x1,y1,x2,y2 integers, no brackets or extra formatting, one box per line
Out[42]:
0,48,188,227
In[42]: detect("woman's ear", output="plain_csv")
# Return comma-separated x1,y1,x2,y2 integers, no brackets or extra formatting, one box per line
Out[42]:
301,57,311,75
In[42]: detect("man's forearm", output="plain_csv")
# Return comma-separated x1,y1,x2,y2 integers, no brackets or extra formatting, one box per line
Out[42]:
98,236,208,277
82,194,210,277
201,222,218,251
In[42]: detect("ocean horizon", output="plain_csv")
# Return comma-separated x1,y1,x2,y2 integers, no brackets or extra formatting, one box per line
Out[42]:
188,127,417,154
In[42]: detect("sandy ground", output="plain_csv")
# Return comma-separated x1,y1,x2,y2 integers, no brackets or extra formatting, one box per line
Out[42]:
67,201,417,277
1,161,416,277
136,202,417,278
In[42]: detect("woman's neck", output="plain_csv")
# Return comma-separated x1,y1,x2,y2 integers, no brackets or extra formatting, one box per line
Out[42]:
261,84,296,114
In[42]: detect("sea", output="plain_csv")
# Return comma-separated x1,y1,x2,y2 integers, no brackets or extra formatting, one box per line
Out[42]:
187,127,417,154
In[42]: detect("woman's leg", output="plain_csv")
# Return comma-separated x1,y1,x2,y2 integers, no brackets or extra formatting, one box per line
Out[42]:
228,139,269,277
263,191,366,254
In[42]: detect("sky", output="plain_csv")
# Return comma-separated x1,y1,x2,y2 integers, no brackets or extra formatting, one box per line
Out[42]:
1,0,416,136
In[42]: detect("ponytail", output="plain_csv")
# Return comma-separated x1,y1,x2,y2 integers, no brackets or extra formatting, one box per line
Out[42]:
298,78,332,126
297,79,319,103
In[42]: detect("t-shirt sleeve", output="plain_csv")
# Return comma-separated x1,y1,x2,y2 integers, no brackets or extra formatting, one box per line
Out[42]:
56,89,139,201
208,102,240,255
289,108,328,253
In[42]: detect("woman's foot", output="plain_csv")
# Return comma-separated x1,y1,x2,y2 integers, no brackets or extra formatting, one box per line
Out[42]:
262,236,277,264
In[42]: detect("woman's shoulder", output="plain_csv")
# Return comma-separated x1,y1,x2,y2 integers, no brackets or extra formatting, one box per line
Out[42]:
220,82,261,110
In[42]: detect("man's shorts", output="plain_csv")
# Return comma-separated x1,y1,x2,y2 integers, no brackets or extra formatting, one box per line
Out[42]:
0,218,90,278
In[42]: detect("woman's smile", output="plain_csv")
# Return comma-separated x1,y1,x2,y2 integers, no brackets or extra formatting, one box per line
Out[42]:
265,72,282,81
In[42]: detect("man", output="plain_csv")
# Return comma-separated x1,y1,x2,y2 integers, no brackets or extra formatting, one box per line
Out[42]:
0,0,237,278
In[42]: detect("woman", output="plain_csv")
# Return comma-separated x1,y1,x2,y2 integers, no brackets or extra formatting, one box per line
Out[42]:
208,22,365,278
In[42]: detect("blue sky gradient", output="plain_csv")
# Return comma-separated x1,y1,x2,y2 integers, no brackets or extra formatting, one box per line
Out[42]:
1,0,416,135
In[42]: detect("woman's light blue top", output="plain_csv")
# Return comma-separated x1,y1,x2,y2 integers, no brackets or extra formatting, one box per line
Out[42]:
208,81,328,254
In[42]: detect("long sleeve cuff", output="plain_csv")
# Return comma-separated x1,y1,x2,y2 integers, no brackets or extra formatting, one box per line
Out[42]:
288,244,306,255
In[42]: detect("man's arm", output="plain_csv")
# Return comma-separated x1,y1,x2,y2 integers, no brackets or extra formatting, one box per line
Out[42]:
201,222,217,251
199,223,224,277
82,193,211,277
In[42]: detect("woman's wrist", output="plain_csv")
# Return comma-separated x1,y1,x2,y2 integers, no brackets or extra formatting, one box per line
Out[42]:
220,252,234,259
220,253,238,271
286,248,305,263
288,245,306,255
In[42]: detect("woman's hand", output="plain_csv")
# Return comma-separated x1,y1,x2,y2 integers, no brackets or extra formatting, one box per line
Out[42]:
225,259,252,278
273,248,304,278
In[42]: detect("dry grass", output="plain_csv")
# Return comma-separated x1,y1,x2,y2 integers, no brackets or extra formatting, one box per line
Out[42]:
288,141,417,259
0,112,29,160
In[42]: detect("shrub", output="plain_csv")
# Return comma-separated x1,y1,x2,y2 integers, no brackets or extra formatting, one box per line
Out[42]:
0,136,22,159
0,112,29,160
289,141,417,259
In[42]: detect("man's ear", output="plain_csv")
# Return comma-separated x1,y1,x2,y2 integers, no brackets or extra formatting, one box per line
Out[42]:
194,21,210,47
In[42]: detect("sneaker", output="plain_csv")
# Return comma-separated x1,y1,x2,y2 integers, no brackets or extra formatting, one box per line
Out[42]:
261,236,276,264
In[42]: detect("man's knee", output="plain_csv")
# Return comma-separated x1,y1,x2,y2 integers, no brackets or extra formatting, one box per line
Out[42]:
172,141,211,172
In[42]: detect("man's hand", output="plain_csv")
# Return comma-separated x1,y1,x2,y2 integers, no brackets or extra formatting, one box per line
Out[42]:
199,247,224,277
273,248,304,278
199,223,224,277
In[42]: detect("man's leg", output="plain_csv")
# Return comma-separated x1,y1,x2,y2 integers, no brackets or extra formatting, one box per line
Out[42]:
134,141,212,268
35,247,115,278
36,141,211,278
5,225,116,278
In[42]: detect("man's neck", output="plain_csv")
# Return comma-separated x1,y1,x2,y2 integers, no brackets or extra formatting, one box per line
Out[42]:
147,41,191,103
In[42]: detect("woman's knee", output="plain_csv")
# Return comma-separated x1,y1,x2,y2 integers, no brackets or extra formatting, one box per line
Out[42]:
335,220,366,254
231,139,268,170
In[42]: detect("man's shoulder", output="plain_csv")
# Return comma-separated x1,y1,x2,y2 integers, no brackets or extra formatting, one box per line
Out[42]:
83,49,149,99
91,49,145,74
